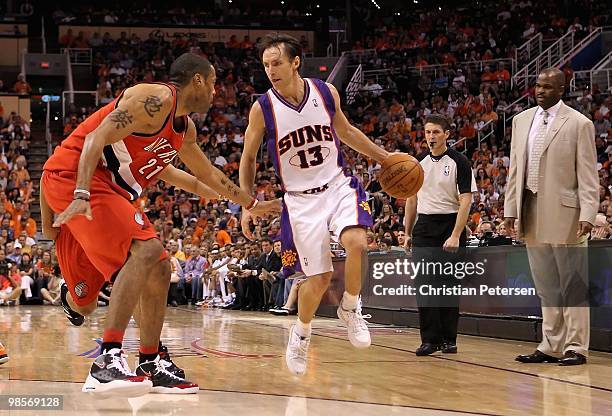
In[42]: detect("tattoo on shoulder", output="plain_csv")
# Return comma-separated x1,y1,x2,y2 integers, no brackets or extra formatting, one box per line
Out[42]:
141,95,163,118
109,109,134,129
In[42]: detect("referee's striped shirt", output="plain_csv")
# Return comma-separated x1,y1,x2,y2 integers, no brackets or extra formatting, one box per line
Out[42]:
416,148,477,214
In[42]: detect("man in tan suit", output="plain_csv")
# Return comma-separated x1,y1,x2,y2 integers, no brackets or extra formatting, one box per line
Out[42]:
504,68,598,366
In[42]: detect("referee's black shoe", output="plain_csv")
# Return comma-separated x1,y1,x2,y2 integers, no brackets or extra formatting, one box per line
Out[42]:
441,342,457,354
416,343,440,356
60,280,85,326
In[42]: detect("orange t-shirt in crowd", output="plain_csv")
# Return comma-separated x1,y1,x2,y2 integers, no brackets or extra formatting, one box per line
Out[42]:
215,230,232,247
495,69,510,81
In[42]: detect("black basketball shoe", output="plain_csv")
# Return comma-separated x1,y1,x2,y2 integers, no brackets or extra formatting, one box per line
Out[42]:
136,356,199,394
82,348,152,396
60,280,85,326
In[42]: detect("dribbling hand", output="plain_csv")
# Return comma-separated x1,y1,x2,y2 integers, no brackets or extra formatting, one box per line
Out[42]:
53,199,93,227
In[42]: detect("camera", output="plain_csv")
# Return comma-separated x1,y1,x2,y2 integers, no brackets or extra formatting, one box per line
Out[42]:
479,231,512,247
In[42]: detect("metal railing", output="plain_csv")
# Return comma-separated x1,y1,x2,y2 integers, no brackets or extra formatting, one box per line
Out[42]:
64,50,74,104
344,49,377,65
513,27,602,92
502,94,534,134
515,33,543,73
363,58,515,85
592,51,612,70
477,119,496,148
326,52,348,91
41,16,46,54
345,64,363,105
62,91,99,123
60,48,93,66
20,47,26,76
450,119,497,155
570,69,612,93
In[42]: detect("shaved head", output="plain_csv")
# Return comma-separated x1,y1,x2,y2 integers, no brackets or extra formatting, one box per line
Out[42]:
535,67,565,109
540,68,565,87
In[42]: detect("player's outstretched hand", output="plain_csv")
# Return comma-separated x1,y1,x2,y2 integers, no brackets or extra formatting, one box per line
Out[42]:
53,199,93,227
250,198,282,218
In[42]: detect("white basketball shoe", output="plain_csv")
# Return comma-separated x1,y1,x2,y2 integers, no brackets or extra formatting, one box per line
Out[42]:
285,325,310,375
337,297,372,348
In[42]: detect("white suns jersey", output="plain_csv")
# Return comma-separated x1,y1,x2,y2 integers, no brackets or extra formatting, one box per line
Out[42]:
257,78,345,192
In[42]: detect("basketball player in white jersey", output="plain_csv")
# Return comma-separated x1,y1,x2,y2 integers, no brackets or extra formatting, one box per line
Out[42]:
240,33,390,375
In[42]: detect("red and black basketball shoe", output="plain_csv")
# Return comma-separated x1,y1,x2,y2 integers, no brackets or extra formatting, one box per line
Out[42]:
60,280,85,326
136,356,199,394
0,341,8,365
82,348,152,396
158,344,186,379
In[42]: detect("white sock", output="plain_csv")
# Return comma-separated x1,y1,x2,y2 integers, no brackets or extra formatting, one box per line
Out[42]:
295,319,312,338
342,292,359,310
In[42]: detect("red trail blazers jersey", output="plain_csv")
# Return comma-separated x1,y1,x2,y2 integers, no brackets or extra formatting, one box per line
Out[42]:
44,83,187,200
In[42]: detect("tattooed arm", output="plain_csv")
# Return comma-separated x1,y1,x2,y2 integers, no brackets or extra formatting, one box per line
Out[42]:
54,85,172,226
178,117,281,217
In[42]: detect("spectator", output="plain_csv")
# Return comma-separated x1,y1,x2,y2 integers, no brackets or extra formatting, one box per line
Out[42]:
12,75,31,95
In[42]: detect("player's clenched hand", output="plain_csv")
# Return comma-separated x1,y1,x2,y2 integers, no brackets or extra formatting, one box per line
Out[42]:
53,199,93,226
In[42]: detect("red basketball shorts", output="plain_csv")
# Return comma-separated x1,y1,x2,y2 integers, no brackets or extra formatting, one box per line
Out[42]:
42,170,166,306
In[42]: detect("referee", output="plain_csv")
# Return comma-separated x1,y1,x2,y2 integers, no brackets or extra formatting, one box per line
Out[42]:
404,114,476,356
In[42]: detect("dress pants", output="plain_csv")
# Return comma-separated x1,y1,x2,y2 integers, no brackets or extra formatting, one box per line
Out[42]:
413,213,465,345
522,190,590,356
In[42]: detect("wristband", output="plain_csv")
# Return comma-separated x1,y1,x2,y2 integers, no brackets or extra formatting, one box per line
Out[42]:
73,189,91,201
246,198,258,210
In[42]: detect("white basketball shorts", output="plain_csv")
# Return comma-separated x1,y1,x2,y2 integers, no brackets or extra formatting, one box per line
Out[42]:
279,173,372,277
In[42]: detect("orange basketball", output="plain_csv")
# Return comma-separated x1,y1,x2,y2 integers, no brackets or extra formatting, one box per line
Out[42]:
379,153,424,198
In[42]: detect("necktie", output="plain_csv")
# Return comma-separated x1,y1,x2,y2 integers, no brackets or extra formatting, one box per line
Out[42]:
527,110,549,193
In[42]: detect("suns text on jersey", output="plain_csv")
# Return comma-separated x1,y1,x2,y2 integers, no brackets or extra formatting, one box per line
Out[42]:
278,124,333,156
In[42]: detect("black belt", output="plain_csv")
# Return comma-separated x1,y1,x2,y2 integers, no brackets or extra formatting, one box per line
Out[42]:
302,183,329,194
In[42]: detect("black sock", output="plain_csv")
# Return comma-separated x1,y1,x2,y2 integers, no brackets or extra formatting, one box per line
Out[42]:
101,342,122,354
158,341,163,352
139,352,158,364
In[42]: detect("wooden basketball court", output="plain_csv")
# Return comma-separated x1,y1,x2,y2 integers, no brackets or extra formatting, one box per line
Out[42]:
1,306,610,415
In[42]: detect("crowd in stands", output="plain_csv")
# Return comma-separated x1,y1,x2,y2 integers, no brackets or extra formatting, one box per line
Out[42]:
0,75,33,95
0,107,53,307
2,1,611,312
51,2,314,28
352,0,609,69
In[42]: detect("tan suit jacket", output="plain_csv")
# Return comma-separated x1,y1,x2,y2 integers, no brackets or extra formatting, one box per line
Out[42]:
504,101,599,244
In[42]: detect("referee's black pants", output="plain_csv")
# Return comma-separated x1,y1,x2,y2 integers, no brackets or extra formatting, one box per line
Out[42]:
412,213,466,345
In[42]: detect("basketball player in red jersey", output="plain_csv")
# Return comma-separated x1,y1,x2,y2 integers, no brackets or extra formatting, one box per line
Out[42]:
39,166,218,381
42,53,280,396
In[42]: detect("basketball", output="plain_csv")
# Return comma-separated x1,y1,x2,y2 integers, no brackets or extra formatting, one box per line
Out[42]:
379,153,424,198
